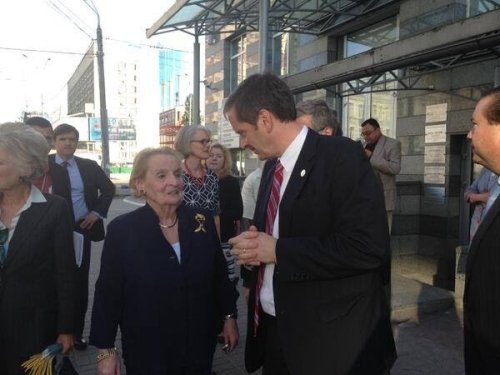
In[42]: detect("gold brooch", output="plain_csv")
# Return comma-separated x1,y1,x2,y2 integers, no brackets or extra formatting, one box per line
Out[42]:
195,213,206,232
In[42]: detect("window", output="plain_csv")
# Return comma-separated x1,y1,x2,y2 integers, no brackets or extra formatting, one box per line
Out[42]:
230,34,248,91
468,0,500,16
345,18,398,58
343,85,397,141
272,32,289,76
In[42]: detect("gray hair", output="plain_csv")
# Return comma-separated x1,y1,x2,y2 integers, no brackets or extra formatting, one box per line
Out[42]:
0,122,49,182
296,99,338,134
174,125,211,158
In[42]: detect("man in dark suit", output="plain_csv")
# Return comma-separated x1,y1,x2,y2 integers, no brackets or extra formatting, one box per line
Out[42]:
25,116,72,207
464,86,500,374
226,73,396,375
51,123,115,350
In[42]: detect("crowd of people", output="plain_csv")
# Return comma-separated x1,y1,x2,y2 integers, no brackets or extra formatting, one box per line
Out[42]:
0,75,499,375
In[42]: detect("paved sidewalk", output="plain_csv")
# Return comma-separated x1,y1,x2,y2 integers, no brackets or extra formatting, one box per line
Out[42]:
70,198,465,374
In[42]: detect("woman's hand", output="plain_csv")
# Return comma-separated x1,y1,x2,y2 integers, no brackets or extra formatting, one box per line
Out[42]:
222,318,239,352
56,334,74,354
98,354,121,375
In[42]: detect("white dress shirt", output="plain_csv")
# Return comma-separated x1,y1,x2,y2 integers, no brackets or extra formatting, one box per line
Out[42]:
260,126,308,316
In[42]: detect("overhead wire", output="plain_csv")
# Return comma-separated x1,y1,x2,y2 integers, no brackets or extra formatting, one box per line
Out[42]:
51,0,94,34
44,0,94,38
0,46,91,56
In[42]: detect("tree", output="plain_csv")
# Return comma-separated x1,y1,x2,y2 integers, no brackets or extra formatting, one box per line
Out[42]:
181,94,193,125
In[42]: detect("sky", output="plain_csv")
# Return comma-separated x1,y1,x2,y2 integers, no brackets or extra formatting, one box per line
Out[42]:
0,0,193,123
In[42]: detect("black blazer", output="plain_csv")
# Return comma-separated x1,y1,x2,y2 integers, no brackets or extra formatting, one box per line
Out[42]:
245,130,396,375
49,159,73,213
464,195,500,373
49,155,115,241
90,204,238,374
0,194,78,375
219,175,243,242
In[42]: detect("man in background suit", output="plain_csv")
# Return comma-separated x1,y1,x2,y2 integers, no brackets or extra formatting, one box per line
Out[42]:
25,116,72,206
296,99,341,136
464,86,500,374
361,118,401,232
51,123,115,350
226,73,396,375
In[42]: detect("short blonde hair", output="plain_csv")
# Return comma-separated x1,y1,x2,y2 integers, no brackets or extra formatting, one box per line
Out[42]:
129,147,182,197
174,125,211,158
0,122,49,183
210,143,233,178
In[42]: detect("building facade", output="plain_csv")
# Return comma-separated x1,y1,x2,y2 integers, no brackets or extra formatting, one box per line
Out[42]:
199,0,500,290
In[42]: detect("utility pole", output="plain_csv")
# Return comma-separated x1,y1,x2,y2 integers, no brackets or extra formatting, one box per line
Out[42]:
96,22,110,176
84,0,110,176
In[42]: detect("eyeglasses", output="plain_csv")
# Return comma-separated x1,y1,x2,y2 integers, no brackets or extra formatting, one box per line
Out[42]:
361,128,377,137
191,139,211,146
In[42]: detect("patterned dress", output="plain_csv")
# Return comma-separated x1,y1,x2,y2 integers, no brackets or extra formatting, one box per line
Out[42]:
182,167,220,216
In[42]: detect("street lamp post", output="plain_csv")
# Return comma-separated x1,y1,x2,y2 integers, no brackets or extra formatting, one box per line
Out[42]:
84,0,110,176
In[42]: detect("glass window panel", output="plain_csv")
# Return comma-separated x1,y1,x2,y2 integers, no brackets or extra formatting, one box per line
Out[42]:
272,33,290,76
343,77,397,141
230,34,248,91
345,18,398,58
469,0,500,16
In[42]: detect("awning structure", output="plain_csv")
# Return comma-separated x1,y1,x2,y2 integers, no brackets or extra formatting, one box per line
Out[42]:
146,0,398,37
147,0,500,97
284,8,500,95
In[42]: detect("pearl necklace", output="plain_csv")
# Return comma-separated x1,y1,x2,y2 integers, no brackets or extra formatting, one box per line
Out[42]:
159,216,178,229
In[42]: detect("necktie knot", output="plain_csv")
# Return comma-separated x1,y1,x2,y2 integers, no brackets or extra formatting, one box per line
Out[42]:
62,161,69,169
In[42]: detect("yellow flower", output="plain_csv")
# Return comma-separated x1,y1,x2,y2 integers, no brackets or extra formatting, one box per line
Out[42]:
195,213,206,232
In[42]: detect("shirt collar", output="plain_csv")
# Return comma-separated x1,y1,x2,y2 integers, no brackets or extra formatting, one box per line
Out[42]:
55,154,76,167
0,185,46,230
279,126,308,174
30,184,47,203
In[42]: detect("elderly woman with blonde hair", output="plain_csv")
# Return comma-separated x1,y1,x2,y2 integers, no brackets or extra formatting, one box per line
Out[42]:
0,123,77,374
90,147,239,375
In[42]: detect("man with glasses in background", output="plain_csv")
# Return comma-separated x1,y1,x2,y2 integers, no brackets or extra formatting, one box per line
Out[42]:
361,118,401,232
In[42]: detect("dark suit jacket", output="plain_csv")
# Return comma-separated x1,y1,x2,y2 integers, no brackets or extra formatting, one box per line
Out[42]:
49,159,73,213
49,155,115,241
219,175,243,242
0,194,78,375
464,195,500,374
246,130,396,375
90,204,238,374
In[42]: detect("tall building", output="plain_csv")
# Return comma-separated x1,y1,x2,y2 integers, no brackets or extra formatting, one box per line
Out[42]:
148,0,500,292
65,40,177,164
159,49,193,110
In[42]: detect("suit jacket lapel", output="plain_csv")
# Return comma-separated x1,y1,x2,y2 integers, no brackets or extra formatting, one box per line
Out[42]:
465,195,500,291
5,201,48,267
279,130,318,237
373,135,387,159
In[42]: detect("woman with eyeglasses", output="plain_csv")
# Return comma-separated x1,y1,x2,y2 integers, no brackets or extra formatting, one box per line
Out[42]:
175,125,221,235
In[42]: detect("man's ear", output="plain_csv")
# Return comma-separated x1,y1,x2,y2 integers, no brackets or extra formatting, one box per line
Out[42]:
257,109,275,133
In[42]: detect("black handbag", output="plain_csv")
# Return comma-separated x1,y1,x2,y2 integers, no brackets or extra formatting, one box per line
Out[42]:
54,355,78,375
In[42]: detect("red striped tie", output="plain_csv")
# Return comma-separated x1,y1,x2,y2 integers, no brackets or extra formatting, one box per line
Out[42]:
254,160,284,336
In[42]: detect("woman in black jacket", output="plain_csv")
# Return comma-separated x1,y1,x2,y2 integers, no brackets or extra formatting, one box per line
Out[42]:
207,143,243,243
